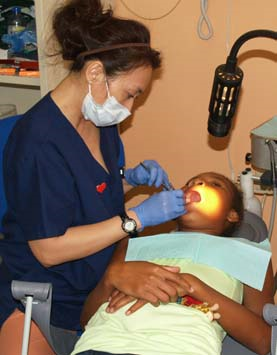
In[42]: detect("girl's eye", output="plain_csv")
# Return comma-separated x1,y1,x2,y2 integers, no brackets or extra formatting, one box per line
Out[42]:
187,180,203,187
212,181,222,187
127,93,135,99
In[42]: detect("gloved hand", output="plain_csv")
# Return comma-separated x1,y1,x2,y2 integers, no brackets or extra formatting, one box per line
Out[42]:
131,190,186,230
125,160,170,188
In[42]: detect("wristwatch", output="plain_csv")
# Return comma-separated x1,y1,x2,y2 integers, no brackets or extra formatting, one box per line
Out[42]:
119,212,138,237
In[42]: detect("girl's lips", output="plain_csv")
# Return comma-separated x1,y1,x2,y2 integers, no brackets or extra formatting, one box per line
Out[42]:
185,190,201,203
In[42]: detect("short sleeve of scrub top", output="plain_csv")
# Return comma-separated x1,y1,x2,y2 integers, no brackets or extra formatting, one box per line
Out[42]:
5,141,77,239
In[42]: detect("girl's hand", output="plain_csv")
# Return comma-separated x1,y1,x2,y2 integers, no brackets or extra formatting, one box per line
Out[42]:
106,289,135,313
178,273,207,300
106,289,148,315
104,261,193,305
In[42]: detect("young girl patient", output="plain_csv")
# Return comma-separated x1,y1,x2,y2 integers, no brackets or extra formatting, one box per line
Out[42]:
71,172,274,355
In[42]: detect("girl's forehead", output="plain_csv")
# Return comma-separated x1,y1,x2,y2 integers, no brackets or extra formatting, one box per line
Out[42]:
187,172,227,183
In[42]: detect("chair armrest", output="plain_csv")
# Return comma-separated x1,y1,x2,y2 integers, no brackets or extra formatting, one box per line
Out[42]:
11,280,78,355
263,303,277,326
263,303,277,355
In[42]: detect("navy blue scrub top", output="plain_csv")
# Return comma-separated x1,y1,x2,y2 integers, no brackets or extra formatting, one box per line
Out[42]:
0,93,125,330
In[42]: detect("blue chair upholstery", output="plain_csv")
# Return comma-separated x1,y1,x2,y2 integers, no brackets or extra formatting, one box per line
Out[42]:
0,115,21,232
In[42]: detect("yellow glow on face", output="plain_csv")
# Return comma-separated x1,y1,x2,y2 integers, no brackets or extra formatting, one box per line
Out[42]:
191,185,222,216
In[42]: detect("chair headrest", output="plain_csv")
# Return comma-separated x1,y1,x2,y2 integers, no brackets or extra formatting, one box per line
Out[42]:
231,210,268,242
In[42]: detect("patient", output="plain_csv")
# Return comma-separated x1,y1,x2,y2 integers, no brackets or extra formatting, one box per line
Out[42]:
71,172,274,355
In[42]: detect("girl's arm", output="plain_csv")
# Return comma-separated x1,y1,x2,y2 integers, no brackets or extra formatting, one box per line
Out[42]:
80,237,193,327
80,238,131,327
80,271,114,328
183,261,274,355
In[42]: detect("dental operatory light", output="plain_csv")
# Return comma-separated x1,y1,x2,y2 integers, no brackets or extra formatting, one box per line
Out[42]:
207,29,277,137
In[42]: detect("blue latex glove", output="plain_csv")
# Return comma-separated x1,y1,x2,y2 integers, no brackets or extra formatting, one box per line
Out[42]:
131,190,186,230
125,160,170,188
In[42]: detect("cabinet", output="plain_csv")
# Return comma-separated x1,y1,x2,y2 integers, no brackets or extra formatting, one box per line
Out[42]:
0,0,68,114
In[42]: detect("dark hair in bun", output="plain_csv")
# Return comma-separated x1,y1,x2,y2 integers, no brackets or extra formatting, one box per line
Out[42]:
52,0,161,75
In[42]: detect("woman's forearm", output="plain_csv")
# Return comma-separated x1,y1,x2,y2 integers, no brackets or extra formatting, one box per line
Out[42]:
28,212,139,267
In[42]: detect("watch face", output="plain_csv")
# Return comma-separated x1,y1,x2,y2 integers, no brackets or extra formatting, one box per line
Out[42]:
124,220,136,232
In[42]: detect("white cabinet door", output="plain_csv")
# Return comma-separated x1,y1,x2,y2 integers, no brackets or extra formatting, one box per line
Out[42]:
35,0,68,97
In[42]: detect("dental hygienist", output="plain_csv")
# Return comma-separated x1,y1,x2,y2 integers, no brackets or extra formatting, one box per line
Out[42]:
0,1,191,354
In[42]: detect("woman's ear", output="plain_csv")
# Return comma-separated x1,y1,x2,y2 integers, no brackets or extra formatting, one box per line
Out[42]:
85,61,106,83
227,209,239,223
85,61,107,104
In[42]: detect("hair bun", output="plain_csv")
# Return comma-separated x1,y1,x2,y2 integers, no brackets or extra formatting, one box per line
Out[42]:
69,0,112,25
53,0,113,60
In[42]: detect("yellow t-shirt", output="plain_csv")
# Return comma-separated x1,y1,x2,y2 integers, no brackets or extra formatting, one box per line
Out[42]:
71,258,243,355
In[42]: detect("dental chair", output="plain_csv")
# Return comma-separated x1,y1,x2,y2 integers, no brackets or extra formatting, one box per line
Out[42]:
1,115,277,355
222,210,277,355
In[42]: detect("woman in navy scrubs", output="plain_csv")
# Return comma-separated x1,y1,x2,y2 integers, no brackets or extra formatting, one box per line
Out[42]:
0,1,190,354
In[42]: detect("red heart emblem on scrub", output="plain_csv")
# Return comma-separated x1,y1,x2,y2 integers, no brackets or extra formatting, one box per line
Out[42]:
96,182,107,193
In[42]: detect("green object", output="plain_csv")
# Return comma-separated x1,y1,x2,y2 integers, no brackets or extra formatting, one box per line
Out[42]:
8,6,25,35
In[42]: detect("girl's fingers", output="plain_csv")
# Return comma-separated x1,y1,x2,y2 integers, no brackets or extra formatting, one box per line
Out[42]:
108,292,126,307
107,295,135,313
125,299,148,315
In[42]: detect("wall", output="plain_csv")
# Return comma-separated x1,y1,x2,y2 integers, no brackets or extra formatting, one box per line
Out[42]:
35,0,69,95
114,1,277,266
0,85,41,114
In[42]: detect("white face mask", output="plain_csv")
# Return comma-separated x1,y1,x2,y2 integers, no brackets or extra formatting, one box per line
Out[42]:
81,81,131,127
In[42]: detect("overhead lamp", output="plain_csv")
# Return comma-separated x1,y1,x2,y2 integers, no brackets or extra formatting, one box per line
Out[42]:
207,29,277,137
